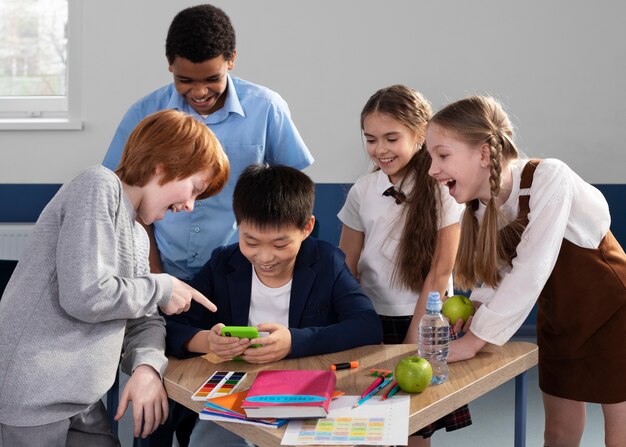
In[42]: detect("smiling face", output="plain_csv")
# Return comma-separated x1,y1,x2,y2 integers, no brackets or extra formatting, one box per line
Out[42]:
238,219,314,288
136,168,211,225
169,54,235,115
363,112,421,185
426,122,492,204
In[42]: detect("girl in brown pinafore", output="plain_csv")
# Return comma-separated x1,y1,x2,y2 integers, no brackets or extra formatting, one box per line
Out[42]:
425,96,626,446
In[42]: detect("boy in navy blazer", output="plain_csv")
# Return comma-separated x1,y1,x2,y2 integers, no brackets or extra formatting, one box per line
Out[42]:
165,164,382,446
166,164,382,362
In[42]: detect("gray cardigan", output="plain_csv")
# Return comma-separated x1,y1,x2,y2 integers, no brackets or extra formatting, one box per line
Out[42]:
0,166,172,426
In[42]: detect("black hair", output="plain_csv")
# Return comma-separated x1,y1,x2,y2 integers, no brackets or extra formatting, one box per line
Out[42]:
233,164,314,230
165,4,236,64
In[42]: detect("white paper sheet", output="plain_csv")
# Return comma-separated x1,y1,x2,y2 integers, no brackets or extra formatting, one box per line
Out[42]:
281,395,410,445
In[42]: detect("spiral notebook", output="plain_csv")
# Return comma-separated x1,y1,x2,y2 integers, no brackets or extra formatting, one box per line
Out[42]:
280,395,409,445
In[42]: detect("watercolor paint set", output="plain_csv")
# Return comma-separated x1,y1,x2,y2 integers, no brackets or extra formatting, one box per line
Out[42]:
191,370,247,401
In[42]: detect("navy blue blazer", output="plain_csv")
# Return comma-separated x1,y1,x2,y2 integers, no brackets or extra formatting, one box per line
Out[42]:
165,237,382,359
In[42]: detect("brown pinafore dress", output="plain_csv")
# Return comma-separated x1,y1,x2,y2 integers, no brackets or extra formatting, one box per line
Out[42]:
511,160,626,404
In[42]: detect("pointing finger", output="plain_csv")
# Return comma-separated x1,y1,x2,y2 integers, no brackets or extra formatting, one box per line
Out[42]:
190,290,217,312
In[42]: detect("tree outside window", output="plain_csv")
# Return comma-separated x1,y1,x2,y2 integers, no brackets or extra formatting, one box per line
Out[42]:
0,0,68,97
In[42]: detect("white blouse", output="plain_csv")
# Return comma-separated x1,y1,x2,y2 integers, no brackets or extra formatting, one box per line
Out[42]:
338,170,463,316
470,158,610,345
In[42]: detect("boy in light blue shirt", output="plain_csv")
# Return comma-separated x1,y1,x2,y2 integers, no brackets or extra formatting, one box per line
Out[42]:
102,4,313,281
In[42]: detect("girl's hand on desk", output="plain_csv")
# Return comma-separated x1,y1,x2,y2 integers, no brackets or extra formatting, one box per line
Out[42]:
115,364,168,438
448,330,486,363
207,324,249,359
240,323,291,364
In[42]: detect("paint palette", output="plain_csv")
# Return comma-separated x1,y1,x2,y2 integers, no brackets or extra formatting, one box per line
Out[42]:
191,371,247,401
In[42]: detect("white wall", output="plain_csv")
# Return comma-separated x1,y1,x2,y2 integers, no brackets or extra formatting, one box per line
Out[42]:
1,0,625,184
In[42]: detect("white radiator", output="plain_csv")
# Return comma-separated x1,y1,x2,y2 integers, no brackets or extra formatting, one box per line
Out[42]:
0,224,34,261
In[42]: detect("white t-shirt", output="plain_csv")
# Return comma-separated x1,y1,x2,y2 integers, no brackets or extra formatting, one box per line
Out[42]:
248,267,291,327
469,158,610,346
338,170,463,316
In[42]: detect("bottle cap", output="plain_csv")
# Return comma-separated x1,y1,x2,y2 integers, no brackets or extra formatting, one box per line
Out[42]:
426,291,442,312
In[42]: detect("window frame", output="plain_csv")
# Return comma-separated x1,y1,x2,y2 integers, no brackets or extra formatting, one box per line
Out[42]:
0,0,82,130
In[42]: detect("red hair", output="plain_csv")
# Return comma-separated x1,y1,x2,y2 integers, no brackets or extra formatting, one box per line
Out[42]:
116,110,229,199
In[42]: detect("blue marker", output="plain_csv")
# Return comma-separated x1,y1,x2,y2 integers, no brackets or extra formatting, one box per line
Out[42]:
382,382,401,400
352,377,393,408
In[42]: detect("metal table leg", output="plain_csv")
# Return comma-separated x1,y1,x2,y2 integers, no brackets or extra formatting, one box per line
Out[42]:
514,371,528,447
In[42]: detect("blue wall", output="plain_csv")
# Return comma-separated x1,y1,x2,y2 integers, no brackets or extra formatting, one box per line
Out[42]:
0,184,61,222
2,182,625,336
311,183,626,250
2,183,625,247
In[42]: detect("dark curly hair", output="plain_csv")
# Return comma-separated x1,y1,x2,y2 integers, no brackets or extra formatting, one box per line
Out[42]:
165,4,236,64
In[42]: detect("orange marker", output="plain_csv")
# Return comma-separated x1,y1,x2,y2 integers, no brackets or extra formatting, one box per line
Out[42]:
330,361,359,371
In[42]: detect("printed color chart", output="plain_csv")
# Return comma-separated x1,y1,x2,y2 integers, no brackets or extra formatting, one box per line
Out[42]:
192,371,247,401
297,417,386,443
281,395,409,445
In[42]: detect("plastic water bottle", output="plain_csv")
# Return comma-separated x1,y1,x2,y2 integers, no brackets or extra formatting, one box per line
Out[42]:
418,291,450,384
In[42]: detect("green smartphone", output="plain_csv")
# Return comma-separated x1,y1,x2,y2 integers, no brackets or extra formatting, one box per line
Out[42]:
221,326,262,348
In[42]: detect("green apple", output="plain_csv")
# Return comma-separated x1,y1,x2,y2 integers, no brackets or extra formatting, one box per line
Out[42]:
394,356,432,393
442,294,474,325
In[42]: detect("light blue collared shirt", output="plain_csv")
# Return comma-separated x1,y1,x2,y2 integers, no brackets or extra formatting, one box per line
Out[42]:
103,75,313,279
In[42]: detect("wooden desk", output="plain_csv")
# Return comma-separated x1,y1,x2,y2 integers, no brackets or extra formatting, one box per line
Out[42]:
164,341,538,447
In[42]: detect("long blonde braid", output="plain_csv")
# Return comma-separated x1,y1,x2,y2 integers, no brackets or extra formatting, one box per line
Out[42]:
430,96,520,289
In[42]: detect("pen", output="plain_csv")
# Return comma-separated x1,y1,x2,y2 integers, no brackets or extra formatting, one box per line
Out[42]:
330,361,359,371
359,376,384,399
381,381,400,400
352,377,393,408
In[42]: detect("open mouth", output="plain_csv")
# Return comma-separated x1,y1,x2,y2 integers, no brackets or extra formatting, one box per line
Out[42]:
378,156,397,165
257,263,277,272
189,94,213,105
437,178,456,194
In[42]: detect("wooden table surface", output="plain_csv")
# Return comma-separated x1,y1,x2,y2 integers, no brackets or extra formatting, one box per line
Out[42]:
164,341,538,447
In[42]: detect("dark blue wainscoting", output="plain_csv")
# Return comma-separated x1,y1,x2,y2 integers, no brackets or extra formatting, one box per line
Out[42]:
0,184,61,222
1,182,625,334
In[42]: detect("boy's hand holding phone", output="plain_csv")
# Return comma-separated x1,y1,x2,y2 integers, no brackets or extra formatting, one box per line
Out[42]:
208,323,255,360
238,323,291,364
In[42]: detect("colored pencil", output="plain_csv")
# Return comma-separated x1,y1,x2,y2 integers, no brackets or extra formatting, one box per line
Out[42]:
352,377,394,408
381,381,400,400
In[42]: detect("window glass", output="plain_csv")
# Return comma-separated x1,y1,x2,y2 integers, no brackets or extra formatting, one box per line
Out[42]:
0,0,68,97
0,0,81,129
